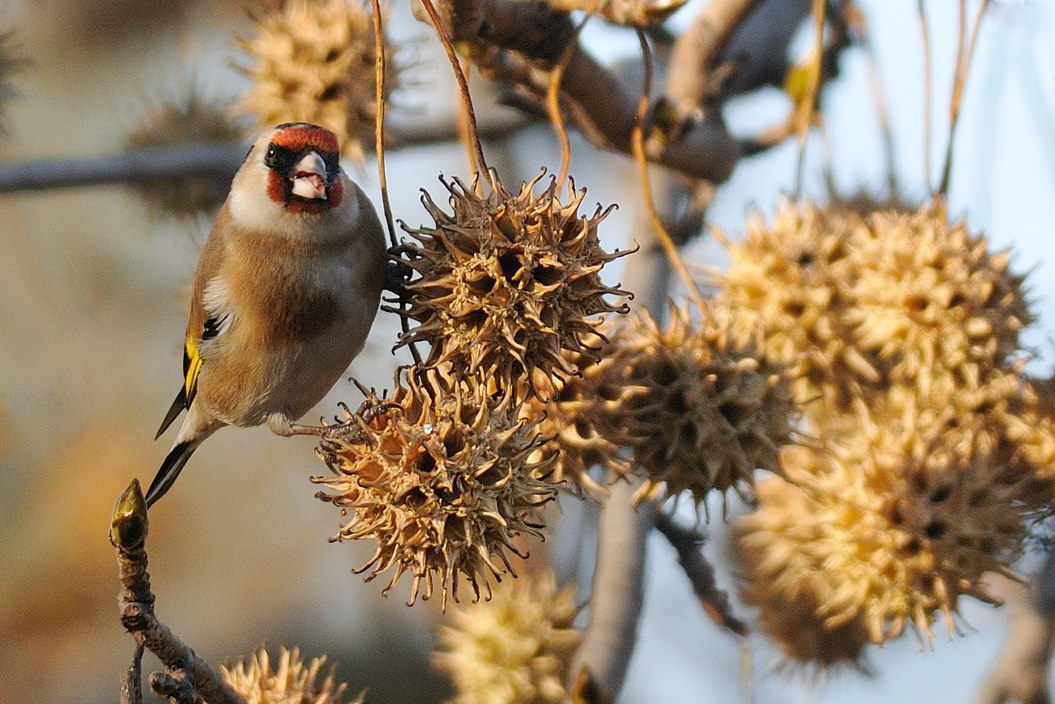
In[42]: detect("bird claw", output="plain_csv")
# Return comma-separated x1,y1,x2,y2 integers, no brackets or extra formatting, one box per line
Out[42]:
317,395,398,446
384,245,415,300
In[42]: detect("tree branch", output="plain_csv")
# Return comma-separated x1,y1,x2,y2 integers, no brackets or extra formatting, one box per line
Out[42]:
654,513,748,636
570,479,658,701
425,0,742,182
971,549,1055,704
0,141,246,193
0,117,531,195
110,480,248,704
663,0,763,115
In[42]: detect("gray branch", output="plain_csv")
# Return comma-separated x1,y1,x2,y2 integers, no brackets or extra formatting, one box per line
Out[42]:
0,117,532,195
971,549,1055,704
570,479,658,701
0,141,246,193
110,480,248,704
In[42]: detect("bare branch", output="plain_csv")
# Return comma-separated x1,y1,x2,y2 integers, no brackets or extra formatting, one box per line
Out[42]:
0,117,531,195
120,644,145,704
664,0,763,116
570,480,658,702
654,513,748,637
110,480,248,704
425,0,742,182
971,550,1055,704
0,140,246,194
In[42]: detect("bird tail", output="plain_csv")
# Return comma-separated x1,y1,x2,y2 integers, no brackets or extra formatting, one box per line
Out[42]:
145,439,200,507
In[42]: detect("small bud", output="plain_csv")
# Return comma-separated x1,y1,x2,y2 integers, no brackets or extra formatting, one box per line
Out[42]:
110,479,148,551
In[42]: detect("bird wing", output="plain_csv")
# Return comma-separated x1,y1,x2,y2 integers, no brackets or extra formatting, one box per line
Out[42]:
154,308,226,439
155,232,231,440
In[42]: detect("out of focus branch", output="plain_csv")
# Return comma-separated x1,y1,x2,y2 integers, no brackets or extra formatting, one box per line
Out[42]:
663,0,762,115
0,116,531,194
0,141,246,194
654,513,748,636
971,549,1055,704
110,480,247,704
566,182,673,702
422,0,742,182
570,480,658,702
421,0,852,185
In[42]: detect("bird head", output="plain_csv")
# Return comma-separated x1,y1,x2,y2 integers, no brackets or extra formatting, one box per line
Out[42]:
229,123,345,220
260,122,345,213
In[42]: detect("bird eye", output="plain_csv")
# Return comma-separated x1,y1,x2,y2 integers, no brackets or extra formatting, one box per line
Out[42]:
263,144,282,171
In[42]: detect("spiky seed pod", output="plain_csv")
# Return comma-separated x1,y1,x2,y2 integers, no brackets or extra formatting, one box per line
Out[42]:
733,474,872,670
715,202,867,409
397,171,630,399
587,304,795,508
520,342,631,500
869,364,1055,508
235,0,397,163
735,392,1048,666
716,202,1033,412
844,207,1031,398
432,570,581,704
313,369,557,607
124,88,244,219
221,647,357,704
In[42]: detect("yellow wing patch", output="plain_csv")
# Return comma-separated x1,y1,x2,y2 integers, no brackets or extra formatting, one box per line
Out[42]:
184,334,203,404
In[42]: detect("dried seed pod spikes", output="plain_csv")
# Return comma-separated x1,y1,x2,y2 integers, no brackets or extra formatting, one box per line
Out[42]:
235,0,402,163
588,303,795,509
314,369,557,607
432,569,581,704
396,171,630,399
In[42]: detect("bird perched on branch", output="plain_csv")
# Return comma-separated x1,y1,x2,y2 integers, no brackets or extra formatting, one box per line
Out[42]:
146,122,386,507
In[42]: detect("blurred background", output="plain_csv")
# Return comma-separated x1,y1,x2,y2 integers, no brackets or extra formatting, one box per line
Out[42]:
1,1,1054,702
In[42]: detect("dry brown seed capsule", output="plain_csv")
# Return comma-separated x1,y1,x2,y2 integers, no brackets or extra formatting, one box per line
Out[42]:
314,369,557,607
844,206,1031,396
221,646,356,704
125,87,243,219
716,202,1033,413
588,303,795,509
736,394,1046,667
520,340,632,500
397,171,630,398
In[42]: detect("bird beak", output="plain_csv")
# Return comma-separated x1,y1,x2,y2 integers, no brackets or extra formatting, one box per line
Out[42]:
289,151,329,200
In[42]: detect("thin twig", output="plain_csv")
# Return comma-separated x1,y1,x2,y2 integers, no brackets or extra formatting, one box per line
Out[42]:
120,644,145,704
792,0,826,199
858,11,899,197
630,30,708,313
371,0,396,250
418,0,495,191
937,0,991,197
654,513,748,636
547,5,597,189
371,0,424,369
917,0,934,196
110,480,247,704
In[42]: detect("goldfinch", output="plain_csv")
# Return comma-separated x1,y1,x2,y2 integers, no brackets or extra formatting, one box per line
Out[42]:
146,122,386,507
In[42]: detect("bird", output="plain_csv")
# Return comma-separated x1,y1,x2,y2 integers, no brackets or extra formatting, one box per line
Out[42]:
145,122,387,507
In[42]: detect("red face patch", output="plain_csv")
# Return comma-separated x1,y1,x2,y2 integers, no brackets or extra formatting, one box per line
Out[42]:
271,124,340,156
265,123,345,212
